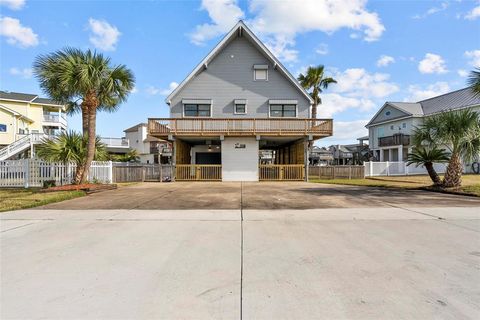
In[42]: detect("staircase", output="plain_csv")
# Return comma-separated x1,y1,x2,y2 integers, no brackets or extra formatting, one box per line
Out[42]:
0,133,46,161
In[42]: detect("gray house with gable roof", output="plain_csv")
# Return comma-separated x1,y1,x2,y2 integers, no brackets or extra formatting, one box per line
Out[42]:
366,87,480,162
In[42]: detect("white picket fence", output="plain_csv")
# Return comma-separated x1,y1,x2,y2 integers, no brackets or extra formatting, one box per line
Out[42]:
364,161,475,177
0,159,112,188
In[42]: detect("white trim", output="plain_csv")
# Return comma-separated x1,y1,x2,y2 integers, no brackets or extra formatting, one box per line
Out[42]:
365,102,416,127
0,96,37,104
165,21,314,105
233,100,247,115
31,101,65,108
366,115,420,128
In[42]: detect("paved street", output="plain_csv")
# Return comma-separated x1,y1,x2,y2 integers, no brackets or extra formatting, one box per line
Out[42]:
2,205,480,319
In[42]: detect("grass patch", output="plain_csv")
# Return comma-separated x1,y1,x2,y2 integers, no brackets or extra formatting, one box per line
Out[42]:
0,189,85,212
311,174,480,196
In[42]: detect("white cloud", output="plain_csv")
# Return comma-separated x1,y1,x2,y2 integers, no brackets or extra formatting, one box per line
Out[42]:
88,18,121,51
0,0,25,10
190,0,385,62
331,68,399,98
404,82,450,102
458,69,468,77
318,119,369,146
465,5,480,20
189,0,244,45
0,16,38,47
9,67,32,78
315,43,328,55
376,55,395,67
146,82,179,96
131,86,138,94
412,1,448,19
465,50,480,66
418,53,448,74
319,93,375,118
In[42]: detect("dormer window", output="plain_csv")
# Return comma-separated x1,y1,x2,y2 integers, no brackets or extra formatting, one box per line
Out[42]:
234,99,247,114
253,64,268,81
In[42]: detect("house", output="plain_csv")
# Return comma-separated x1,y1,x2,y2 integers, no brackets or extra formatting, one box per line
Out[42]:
101,123,171,164
148,21,333,181
0,91,67,160
366,87,480,162
309,147,334,166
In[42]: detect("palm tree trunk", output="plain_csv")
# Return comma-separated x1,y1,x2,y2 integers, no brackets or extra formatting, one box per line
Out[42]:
443,153,463,188
424,162,442,186
81,106,97,184
81,102,89,136
74,164,84,184
309,97,318,149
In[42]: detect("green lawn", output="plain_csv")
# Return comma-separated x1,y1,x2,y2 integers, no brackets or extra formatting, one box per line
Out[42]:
0,189,85,212
310,174,480,196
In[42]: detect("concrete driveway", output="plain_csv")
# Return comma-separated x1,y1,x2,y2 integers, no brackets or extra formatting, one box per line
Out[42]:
2,183,480,319
2,206,480,319
38,181,480,209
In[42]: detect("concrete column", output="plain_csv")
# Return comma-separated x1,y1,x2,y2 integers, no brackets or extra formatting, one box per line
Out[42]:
379,148,384,161
388,148,393,162
398,146,403,162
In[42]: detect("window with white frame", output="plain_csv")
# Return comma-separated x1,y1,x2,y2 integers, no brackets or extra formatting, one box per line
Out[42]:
234,99,247,114
253,65,268,81
0,124,6,132
270,104,297,117
402,122,406,128
377,127,385,138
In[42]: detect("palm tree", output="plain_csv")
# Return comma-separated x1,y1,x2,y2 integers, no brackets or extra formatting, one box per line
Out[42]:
36,131,108,184
298,65,337,120
406,146,450,186
33,48,135,183
110,149,139,162
413,109,480,188
468,68,480,97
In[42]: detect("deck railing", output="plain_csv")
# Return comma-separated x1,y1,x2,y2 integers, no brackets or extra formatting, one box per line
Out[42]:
176,164,222,181
378,134,410,147
148,118,332,137
259,164,305,181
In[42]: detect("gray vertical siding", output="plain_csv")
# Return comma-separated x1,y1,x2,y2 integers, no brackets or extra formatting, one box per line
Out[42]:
169,36,311,118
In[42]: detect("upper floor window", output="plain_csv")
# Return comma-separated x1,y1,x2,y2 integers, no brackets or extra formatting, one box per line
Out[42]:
0,124,6,132
402,122,406,128
184,104,211,117
377,127,385,138
234,99,247,114
270,104,297,118
385,110,391,116
253,64,268,81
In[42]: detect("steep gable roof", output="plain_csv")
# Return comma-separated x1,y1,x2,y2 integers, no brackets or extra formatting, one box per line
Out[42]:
166,21,313,105
124,122,147,133
365,102,420,127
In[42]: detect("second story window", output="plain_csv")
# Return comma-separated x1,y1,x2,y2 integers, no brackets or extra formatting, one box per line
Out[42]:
253,64,268,81
270,104,297,117
184,104,211,117
234,99,247,114
0,124,6,132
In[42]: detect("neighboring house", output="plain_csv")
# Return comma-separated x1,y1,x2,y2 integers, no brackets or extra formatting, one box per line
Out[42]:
309,147,334,166
148,21,332,181
366,87,480,162
0,91,67,160
101,123,171,164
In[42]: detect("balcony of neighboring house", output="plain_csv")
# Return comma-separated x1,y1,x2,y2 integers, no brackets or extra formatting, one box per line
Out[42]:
378,133,410,147
100,137,130,154
43,108,67,128
148,118,333,139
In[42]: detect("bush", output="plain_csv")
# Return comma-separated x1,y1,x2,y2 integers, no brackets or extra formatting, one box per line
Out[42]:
43,180,56,188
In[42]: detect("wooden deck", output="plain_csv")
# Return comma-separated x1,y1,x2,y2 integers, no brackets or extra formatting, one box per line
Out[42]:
148,118,333,138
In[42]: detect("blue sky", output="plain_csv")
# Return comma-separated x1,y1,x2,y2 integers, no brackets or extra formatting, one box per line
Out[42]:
1,0,479,146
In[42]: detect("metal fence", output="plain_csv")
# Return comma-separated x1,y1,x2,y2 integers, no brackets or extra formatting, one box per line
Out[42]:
0,159,112,188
